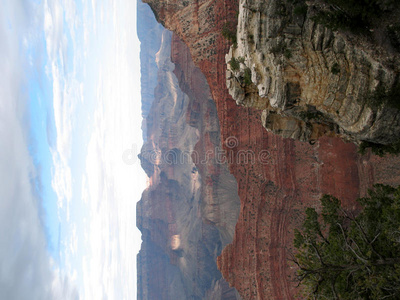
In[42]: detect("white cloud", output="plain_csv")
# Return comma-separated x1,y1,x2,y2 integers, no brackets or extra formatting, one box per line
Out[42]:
44,0,67,70
3,0,147,299
0,1,78,298
69,223,78,256
80,2,146,298
44,0,83,222
61,0,78,41
91,0,97,32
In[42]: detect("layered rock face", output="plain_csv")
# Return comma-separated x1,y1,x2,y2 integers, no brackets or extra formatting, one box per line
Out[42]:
226,0,400,145
140,0,400,299
136,3,241,299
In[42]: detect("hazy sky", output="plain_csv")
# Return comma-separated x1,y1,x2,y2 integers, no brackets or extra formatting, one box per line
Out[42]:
0,0,146,299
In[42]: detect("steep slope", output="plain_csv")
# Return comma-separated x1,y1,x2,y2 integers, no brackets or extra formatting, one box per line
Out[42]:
141,0,400,299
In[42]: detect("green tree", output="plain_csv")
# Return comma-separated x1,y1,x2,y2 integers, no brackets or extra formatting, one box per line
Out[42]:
221,23,237,47
292,184,400,299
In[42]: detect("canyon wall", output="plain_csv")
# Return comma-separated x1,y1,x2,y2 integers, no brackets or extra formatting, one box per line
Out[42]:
137,2,165,140
136,2,241,299
140,0,400,299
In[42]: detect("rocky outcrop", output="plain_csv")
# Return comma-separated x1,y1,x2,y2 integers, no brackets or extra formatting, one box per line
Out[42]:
140,0,400,299
136,4,241,299
226,0,400,145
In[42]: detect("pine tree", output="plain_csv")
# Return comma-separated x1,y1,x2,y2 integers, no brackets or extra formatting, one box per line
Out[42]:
292,184,400,299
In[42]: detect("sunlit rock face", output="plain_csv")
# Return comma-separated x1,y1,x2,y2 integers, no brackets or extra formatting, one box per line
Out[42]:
226,0,400,145
136,2,241,299
141,0,400,299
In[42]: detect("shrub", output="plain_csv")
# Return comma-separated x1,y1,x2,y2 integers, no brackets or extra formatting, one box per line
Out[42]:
331,63,340,75
311,11,350,31
221,23,237,47
237,56,245,63
294,4,308,16
293,184,400,299
299,110,324,122
358,140,400,156
365,80,400,110
312,0,400,33
271,41,292,59
228,57,240,71
271,41,287,55
243,67,252,86
284,48,292,59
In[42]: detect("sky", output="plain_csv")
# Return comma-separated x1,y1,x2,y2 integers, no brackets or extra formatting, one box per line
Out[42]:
0,0,146,299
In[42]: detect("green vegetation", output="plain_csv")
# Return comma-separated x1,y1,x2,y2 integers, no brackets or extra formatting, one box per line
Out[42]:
311,0,399,32
228,56,245,71
243,67,252,86
366,82,388,109
299,110,324,122
228,57,252,86
228,57,240,71
358,79,400,156
271,41,286,55
221,23,237,48
364,80,400,110
294,4,308,17
277,2,289,17
387,24,400,51
331,63,340,75
292,184,400,299
284,48,292,59
271,41,292,59
358,140,400,157
311,10,353,32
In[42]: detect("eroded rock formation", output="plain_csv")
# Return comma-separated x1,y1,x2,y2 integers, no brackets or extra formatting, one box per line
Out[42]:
140,0,400,299
136,3,241,299
226,0,400,145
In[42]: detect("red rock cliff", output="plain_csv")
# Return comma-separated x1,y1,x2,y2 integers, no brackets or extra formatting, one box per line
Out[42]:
142,0,400,299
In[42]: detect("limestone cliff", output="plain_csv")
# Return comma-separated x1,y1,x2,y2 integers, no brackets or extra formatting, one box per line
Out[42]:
226,0,400,145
